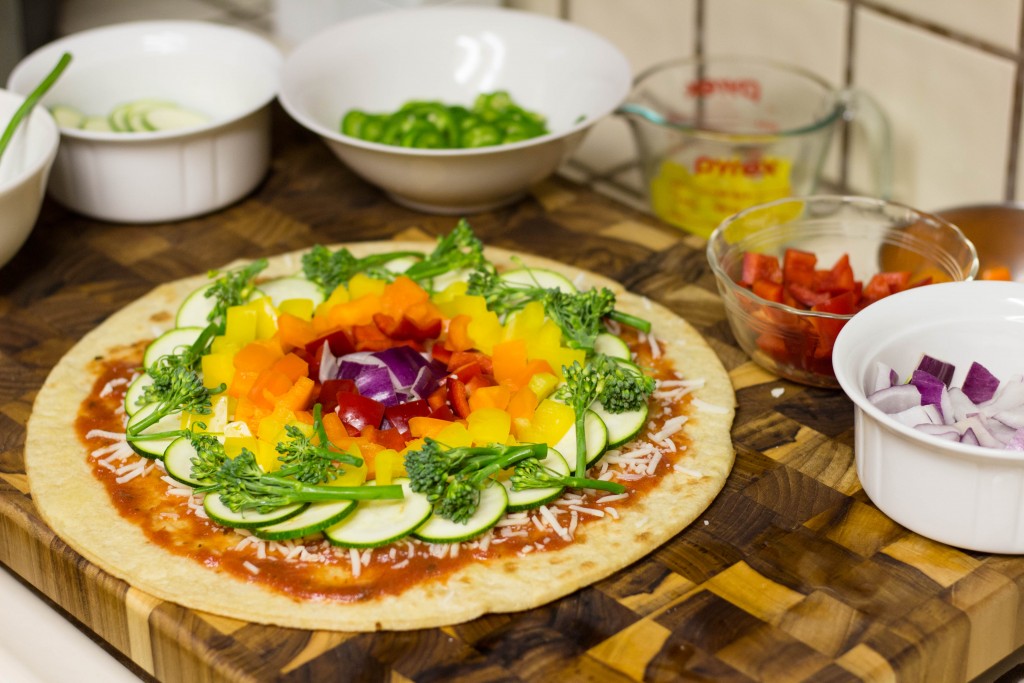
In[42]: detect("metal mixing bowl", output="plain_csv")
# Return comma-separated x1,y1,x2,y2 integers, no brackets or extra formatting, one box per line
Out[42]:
934,203,1024,280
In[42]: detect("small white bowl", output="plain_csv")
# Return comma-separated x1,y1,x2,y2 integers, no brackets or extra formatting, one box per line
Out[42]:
833,280,1024,553
0,90,59,269
7,21,282,223
278,6,632,214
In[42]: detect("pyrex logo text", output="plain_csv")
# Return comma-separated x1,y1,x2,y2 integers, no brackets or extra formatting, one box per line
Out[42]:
686,79,762,102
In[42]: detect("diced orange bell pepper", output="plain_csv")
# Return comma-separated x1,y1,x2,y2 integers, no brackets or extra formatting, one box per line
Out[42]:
276,375,316,412
277,312,317,351
468,384,511,412
446,314,474,352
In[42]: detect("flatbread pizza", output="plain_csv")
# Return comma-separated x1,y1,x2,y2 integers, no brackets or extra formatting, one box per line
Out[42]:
24,228,735,631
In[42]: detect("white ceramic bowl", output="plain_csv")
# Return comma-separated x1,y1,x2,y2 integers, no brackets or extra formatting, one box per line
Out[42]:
833,280,1024,553
278,6,632,214
7,21,282,223
0,90,59,269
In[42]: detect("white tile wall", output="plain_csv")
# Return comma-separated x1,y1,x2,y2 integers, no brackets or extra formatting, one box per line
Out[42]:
867,0,1021,53
855,7,1016,210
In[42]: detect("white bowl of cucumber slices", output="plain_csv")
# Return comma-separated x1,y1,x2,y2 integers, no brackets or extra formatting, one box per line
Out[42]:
6,21,282,223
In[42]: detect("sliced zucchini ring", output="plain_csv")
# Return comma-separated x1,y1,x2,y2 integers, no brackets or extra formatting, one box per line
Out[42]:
412,481,508,543
324,479,432,548
504,448,571,512
499,267,577,292
123,372,154,417
125,403,182,459
142,326,205,369
163,435,204,486
203,493,306,530
253,498,357,541
256,276,326,309
552,409,609,468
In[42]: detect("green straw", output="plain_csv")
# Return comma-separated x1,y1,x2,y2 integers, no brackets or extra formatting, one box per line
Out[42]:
0,52,72,166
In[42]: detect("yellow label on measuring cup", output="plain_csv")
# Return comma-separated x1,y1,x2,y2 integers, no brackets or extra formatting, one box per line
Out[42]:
650,155,793,238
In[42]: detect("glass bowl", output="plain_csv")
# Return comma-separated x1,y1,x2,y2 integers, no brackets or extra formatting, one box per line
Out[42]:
707,196,978,387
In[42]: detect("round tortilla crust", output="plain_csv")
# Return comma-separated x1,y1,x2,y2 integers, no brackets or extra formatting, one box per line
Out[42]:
24,243,735,631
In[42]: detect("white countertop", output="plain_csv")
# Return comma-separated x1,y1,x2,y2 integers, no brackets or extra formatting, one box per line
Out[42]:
0,565,141,683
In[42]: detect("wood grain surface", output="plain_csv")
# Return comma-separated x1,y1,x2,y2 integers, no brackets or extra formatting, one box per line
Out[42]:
1,108,1022,682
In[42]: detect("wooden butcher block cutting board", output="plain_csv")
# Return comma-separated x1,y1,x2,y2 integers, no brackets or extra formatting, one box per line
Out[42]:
1,117,1023,682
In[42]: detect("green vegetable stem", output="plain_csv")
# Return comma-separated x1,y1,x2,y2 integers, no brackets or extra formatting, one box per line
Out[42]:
0,52,72,166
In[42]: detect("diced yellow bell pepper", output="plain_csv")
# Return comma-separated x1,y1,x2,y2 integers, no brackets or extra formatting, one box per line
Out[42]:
224,305,258,345
431,280,468,305
503,301,546,341
315,284,351,318
527,372,560,401
254,438,281,472
246,296,278,340
348,273,387,299
525,399,574,446
279,298,314,321
468,311,503,353
374,449,400,485
467,408,511,445
208,335,240,356
436,421,473,448
224,434,258,460
201,352,236,390
436,293,489,320
329,458,368,487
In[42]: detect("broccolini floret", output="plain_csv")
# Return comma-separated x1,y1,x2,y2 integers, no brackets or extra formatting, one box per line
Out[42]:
466,267,652,353
510,458,625,495
404,438,547,523
556,354,655,478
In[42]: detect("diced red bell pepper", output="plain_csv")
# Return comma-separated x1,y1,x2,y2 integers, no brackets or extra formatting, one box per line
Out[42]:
383,398,431,433
787,282,831,308
741,252,782,287
431,344,453,366
446,376,472,419
447,350,493,376
372,312,443,342
316,378,358,413
448,360,485,384
751,279,784,303
336,392,386,433
430,404,456,421
783,248,818,288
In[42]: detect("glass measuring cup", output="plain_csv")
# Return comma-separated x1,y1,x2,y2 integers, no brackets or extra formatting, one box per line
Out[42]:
620,56,892,238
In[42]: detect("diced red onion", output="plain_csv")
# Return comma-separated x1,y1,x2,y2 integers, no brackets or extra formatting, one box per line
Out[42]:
866,355,1024,451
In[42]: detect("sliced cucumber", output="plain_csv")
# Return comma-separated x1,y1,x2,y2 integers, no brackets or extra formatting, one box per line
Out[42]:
174,284,216,328
123,372,154,417
50,104,84,129
257,276,326,309
108,102,132,132
504,448,570,512
412,482,508,543
126,99,175,132
324,479,432,548
81,115,113,132
382,255,421,274
594,332,631,360
143,105,209,131
499,267,577,293
553,409,609,469
253,498,357,541
203,493,306,530
592,401,648,449
163,436,204,486
143,326,205,369
125,403,181,459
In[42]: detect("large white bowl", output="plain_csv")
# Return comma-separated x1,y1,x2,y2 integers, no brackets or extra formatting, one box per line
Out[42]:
0,90,59,269
833,281,1024,553
7,21,282,223
278,6,632,214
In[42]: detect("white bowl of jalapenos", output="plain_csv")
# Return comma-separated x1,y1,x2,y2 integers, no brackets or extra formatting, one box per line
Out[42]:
278,6,632,214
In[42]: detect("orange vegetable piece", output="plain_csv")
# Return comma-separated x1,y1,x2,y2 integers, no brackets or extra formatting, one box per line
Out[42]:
325,293,382,329
270,352,309,384
380,276,429,315
276,376,316,412
446,314,474,352
233,340,282,373
468,384,511,413
408,416,454,438
492,339,528,385
277,313,317,351
981,265,1013,281
507,386,539,422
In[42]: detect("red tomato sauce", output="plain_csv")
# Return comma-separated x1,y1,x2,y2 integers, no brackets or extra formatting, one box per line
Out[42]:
74,332,695,602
